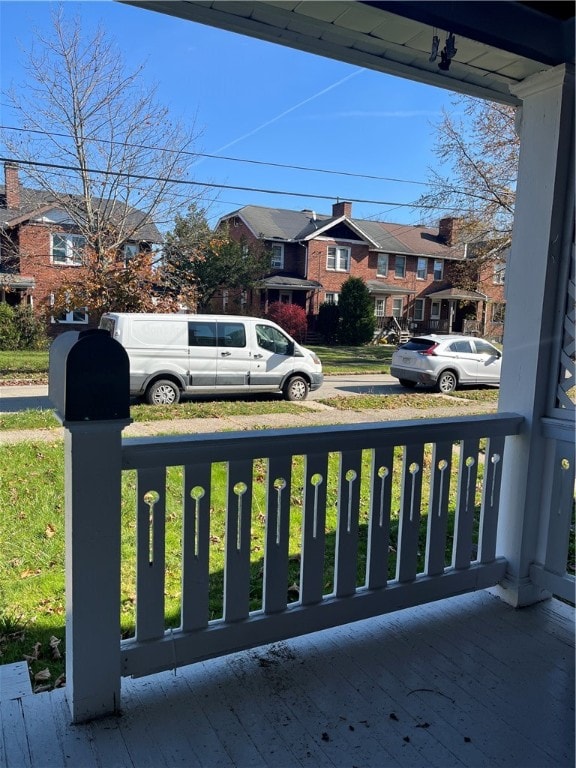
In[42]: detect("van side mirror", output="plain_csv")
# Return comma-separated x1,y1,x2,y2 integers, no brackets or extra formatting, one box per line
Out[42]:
286,341,295,356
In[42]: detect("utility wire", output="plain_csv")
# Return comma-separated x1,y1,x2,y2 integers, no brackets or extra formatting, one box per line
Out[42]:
1,156,458,210
0,124,430,187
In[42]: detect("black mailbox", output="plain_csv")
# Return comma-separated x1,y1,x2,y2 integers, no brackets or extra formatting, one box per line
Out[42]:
49,329,130,422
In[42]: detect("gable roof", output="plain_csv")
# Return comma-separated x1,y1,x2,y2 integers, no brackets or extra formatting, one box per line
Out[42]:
220,204,465,260
0,183,162,243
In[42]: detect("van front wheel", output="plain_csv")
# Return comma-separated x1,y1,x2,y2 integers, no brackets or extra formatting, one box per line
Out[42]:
283,376,309,401
146,380,181,406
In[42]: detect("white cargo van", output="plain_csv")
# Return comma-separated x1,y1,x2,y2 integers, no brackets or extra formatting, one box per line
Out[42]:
99,313,323,405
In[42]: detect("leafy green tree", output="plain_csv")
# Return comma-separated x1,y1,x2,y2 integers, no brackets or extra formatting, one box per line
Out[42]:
162,207,270,312
337,277,375,345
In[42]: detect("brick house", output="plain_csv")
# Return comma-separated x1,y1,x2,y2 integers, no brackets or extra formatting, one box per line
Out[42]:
217,200,507,341
0,162,162,331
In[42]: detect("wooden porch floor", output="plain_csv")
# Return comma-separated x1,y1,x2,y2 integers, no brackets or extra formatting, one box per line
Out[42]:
1,590,574,768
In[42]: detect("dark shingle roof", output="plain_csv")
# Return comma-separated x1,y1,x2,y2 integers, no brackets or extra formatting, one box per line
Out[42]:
221,205,465,259
0,184,162,243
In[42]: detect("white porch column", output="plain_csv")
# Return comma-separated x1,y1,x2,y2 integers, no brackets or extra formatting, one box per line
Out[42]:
495,64,574,607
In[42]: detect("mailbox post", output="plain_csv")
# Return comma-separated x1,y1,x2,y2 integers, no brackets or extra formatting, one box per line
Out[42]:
49,329,131,722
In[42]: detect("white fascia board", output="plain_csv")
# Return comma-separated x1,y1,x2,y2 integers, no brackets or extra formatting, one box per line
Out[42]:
304,216,379,247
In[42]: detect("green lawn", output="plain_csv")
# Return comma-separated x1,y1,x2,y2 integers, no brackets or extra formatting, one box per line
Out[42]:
0,344,394,384
0,441,465,690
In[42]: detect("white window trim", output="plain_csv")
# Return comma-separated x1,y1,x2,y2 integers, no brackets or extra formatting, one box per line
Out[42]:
416,257,427,280
51,233,86,266
376,253,388,277
394,255,406,279
493,262,506,285
271,243,284,269
327,245,351,272
325,292,339,305
374,298,386,317
392,297,403,317
433,259,444,280
430,300,441,320
414,298,425,321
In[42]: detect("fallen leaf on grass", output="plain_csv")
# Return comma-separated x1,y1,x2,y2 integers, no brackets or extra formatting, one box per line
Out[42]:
34,668,51,682
50,636,62,659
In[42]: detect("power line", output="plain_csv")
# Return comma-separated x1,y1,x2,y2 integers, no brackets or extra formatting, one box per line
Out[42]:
0,124,430,187
1,156,455,210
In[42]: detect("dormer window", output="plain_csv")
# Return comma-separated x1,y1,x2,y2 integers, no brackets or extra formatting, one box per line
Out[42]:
51,233,85,266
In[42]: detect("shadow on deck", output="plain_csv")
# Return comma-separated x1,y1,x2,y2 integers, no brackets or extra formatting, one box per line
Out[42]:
1,590,574,768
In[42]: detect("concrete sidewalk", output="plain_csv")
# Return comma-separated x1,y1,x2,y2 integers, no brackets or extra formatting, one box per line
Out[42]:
0,398,495,444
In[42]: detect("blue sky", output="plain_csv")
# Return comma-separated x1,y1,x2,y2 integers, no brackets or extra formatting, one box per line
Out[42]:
0,0,459,228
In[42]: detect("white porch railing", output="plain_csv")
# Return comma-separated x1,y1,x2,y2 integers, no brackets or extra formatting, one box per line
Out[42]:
61,408,524,722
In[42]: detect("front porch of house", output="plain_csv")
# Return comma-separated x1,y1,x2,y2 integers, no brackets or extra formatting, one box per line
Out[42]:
2,590,573,768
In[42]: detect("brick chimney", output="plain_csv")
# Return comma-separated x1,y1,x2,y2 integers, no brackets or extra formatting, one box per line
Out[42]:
438,216,459,245
332,201,352,218
4,162,21,209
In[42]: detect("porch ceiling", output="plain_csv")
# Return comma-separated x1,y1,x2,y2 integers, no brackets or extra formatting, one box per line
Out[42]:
121,1,574,104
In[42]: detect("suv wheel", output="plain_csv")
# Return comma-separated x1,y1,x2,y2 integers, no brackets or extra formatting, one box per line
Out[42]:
435,370,458,394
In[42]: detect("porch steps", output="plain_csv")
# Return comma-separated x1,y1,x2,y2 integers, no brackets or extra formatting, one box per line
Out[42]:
0,661,32,700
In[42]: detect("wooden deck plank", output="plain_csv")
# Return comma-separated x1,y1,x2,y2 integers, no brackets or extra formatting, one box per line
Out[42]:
0,662,32,700
1,592,573,768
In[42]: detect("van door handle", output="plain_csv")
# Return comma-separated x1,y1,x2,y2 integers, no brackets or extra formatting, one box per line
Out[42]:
221,351,231,356
253,353,263,359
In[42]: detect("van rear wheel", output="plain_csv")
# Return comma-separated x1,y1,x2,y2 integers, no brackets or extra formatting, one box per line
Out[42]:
146,380,180,405
283,376,309,401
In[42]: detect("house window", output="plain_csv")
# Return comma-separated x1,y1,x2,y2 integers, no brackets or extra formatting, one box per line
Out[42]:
493,262,506,284
123,243,138,264
58,308,88,324
374,298,386,317
376,254,388,277
49,292,88,324
325,292,339,305
271,243,284,269
433,260,444,280
414,298,425,321
392,297,403,317
327,246,350,272
416,257,427,280
51,233,85,266
430,300,441,320
491,302,506,323
394,255,406,278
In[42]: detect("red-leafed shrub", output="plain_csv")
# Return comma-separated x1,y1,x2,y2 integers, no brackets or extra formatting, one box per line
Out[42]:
266,302,308,341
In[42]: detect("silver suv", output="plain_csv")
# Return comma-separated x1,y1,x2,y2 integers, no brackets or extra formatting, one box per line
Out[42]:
391,335,502,393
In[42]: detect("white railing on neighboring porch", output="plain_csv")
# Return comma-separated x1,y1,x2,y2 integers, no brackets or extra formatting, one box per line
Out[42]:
62,410,524,722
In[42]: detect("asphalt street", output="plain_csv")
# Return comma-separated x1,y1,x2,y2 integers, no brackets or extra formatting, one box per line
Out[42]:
0,374,402,413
